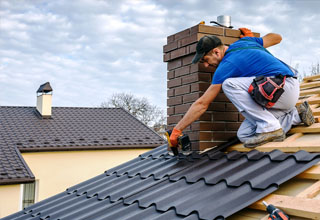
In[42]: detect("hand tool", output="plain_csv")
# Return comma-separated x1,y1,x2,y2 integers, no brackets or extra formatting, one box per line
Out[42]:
263,201,290,220
165,130,191,156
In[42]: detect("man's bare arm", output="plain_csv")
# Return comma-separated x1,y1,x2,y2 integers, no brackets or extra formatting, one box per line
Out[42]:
175,84,222,131
262,33,282,48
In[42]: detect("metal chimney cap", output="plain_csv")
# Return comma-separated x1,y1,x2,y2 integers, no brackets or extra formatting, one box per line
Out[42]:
210,15,233,28
37,82,52,93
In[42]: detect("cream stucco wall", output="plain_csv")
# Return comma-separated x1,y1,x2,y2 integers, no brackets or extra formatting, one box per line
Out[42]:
0,184,21,218
21,149,150,202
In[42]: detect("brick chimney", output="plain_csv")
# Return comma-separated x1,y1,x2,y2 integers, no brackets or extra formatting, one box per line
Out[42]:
164,23,260,151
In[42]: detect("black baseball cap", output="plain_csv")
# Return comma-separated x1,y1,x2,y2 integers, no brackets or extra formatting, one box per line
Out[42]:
192,35,222,64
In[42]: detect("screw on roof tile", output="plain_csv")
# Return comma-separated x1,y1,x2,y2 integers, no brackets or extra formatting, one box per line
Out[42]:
16,143,23,145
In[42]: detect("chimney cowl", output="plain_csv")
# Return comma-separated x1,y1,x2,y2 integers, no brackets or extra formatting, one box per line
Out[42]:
37,82,52,94
210,15,233,28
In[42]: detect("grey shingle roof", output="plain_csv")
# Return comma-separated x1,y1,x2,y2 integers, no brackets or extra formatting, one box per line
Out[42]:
4,145,320,220
0,106,165,184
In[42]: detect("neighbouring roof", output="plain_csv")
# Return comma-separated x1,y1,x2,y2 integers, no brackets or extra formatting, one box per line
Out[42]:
4,145,320,220
0,107,165,185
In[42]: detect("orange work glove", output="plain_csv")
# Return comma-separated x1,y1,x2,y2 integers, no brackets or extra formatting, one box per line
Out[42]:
239,27,254,38
169,128,182,147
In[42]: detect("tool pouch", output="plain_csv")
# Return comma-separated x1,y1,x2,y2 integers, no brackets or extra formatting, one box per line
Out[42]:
248,75,286,108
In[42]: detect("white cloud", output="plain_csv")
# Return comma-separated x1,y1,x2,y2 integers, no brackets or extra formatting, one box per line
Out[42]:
0,0,319,112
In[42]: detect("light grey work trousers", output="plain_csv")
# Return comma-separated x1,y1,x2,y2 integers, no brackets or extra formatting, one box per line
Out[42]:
222,76,301,143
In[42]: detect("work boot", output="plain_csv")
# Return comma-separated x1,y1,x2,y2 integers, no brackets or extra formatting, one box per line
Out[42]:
296,101,315,126
244,128,285,148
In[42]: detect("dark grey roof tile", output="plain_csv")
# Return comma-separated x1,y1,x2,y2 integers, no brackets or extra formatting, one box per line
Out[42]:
0,106,165,184
4,145,320,220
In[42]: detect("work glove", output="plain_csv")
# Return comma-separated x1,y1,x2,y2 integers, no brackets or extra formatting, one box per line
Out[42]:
239,27,254,38
169,127,182,147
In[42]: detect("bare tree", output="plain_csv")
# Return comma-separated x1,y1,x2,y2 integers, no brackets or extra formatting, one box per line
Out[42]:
311,62,320,76
101,93,166,131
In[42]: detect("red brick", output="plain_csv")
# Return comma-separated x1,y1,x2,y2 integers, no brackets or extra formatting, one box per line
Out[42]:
175,66,190,77
174,28,190,41
198,141,224,151
167,88,175,97
188,131,213,141
198,25,224,35
212,132,237,141
239,113,245,122
199,113,212,121
190,63,216,73
197,72,211,82
215,93,230,102
178,33,198,47
167,59,182,70
191,82,210,92
167,34,175,43
167,70,174,79
213,112,238,122
225,29,240,38
200,132,212,141
190,24,199,35
182,54,194,66
188,131,199,141
171,47,188,60
167,78,181,88
189,43,197,53
163,53,170,62
167,107,175,115
225,122,241,131
219,36,239,46
182,74,197,85
191,122,225,131
167,115,183,125
210,102,225,111
175,85,190,96
183,92,203,103
167,96,182,106
175,103,191,114
163,41,178,53
226,103,238,112
182,72,211,85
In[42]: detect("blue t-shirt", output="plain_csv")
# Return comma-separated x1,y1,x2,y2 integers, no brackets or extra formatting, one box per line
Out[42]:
212,37,294,84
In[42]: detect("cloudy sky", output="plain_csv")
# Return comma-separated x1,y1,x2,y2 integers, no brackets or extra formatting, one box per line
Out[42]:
1,0,319,112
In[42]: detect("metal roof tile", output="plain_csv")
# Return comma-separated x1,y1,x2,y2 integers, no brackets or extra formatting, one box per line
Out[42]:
0,106,165,184
4,145,320,220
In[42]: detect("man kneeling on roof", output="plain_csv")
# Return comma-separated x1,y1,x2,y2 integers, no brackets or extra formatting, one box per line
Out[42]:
169,28,315,149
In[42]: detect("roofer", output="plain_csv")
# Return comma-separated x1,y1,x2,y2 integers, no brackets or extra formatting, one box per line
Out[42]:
169,28,315,148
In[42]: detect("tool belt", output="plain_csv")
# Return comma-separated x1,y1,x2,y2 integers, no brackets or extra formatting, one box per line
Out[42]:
248,75,286,108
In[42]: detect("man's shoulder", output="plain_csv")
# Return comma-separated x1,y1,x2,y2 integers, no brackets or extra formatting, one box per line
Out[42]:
231,37,263,47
